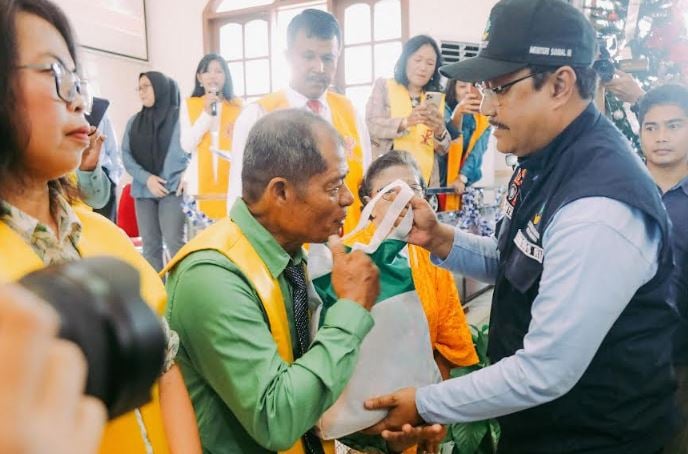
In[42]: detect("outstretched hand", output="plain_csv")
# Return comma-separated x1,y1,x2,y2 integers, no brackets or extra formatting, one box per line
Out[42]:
363,387,423,433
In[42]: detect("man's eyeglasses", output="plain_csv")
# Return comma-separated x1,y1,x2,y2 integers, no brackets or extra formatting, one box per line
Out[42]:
476,72,543,98
18,61,93,114
377,183,424,201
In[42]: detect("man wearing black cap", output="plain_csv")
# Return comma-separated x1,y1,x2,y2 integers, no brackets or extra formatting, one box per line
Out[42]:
364,0,679,452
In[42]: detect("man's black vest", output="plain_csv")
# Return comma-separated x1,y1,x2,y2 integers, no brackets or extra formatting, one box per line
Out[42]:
490,104,679,453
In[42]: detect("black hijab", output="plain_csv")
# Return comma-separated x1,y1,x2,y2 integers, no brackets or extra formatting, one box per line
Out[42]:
129,71,180,175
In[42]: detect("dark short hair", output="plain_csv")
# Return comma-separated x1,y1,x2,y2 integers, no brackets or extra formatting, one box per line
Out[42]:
0,0,79,202
528,65,598,100
394,35,442,91
444,79,459,108
637,84,688,126
242,109,343,203
358,150,425,204
287,9,341,49
191,53,235,100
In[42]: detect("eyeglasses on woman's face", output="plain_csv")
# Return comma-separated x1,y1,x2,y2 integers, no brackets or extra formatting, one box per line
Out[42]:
18,60,93,114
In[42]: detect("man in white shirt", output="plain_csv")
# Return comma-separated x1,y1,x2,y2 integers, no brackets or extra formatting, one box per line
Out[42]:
228,9,371,232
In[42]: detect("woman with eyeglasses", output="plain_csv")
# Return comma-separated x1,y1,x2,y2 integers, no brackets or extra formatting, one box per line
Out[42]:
355,151,478,381
122,72,189,271
0,1,200,453
365,35,450,188
179,53,242,220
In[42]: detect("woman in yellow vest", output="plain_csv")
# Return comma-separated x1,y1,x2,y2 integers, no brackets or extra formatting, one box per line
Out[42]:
355,151,478,379
180,53,242,220
0,1,200,452
440,79,491,211
366,35,450,187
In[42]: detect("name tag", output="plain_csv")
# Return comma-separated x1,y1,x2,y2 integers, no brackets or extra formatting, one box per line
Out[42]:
514,230,544,263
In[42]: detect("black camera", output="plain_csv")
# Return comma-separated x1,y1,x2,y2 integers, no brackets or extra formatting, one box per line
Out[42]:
593,39,616,83
18,257,166,419
594,37,649,83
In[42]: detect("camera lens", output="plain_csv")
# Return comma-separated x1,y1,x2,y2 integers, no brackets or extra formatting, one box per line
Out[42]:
593,59,616,83
18,257,166,419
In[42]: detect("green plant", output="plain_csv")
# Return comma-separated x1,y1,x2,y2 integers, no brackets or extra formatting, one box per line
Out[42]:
446,324,500,454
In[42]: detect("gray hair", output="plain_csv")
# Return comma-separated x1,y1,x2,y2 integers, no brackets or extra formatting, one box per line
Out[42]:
242,109,343,203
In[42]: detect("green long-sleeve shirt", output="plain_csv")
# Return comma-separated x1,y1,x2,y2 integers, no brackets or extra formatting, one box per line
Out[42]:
165,199,375,453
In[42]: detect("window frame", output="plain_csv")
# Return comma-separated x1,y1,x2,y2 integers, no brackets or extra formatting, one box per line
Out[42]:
334,0,409,95
202,0,408,97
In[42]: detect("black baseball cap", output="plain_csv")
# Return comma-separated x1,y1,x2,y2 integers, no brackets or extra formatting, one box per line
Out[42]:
440,0,596,83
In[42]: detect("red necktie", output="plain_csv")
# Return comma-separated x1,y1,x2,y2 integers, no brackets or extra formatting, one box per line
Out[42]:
306,99,322,115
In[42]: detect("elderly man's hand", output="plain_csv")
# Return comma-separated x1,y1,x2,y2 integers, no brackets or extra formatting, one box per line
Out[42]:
0,284,106,454
382,423,446,454
363,387,423,433
328,235,380,311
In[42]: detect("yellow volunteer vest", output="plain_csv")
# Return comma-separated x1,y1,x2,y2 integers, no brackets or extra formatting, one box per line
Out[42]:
186,97,242,219
257,91,364,234
161,219,335,454
445,113,490,211
387,79,445,183
0,206,170,454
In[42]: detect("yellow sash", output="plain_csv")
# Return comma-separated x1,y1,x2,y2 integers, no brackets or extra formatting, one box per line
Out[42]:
257,91,364,234
387,79,444,183
0,206,170,454
445,113,490,211
161,219,335,454
186,97,242,219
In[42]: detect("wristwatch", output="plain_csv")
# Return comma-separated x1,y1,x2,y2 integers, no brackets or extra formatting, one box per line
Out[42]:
459,174,468,184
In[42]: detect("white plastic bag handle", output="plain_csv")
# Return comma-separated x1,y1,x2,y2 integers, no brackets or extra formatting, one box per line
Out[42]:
343,179,415,254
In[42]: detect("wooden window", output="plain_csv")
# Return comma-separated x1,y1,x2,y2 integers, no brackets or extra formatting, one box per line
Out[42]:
204,0,408,108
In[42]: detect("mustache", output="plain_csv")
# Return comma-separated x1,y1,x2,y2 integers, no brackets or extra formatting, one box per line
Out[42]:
489,120,509,130
307,75,329,85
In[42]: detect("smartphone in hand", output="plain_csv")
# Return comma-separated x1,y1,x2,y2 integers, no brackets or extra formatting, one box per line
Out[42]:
85,97,110,128
424,91,443,109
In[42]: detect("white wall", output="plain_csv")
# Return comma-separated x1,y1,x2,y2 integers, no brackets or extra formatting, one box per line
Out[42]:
409,0,496,43
77,0,206,137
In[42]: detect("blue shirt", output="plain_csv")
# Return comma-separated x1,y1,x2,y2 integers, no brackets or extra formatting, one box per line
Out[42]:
121,116,189,199
97,115,123,186
75,114,123,209
442,105,490,186
415,196,661,422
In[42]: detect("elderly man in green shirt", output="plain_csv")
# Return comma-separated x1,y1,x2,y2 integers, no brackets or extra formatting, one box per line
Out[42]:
164,110,443,454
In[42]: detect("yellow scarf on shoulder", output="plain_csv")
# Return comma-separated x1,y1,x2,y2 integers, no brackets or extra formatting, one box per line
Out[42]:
445,113,490,211
186,97,242,219
162,218,335,454
387,79,445,183
0,206,170,454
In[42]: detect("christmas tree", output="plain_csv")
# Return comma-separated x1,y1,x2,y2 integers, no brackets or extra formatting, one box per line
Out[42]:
581,0,688,153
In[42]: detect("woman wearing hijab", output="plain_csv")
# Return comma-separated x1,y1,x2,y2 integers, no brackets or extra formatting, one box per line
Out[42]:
122,71,189,271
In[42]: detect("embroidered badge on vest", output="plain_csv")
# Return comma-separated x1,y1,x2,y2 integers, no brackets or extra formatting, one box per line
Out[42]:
514,230,544,263
502,168,527,219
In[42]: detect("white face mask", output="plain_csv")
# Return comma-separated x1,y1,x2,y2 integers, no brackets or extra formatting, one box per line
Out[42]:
345,179,416,254
387,205,413,242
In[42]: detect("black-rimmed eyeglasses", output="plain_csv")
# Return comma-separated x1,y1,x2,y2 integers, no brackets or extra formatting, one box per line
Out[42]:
476,72,543,98
17,61,93,114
